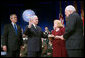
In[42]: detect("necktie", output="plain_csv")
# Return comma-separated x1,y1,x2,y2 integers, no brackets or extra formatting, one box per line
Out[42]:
14,24,17,35
34,26,38,31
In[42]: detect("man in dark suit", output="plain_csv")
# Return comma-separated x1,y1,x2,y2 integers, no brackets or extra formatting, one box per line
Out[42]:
60,5,84,57
24,15,48,57
2,14,24,57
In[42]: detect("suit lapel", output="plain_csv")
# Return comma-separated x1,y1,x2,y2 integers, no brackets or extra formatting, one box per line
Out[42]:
36,26,39,31
10,24,16,35
10,23,19,35
31,25,38,33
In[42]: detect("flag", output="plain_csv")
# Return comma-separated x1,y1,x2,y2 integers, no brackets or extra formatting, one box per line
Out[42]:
81,9,84,26
59,13,64,25
80,1,84,26
59,1,64,25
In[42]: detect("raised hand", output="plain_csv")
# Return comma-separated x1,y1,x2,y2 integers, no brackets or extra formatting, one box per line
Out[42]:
28,19,33,28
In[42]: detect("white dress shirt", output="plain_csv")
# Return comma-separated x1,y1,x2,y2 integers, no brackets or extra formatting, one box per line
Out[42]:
11,22,17,29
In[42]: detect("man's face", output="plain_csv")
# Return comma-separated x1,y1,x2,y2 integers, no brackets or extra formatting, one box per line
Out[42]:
33,16,38,25
65,9,70,17
10,15,17,23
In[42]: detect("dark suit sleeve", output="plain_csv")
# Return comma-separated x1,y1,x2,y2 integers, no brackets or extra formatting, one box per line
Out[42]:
24,25,32,37
2,25,8,46
63,15,76,40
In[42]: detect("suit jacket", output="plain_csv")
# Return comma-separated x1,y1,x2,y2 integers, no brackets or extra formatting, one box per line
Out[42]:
63,12,84,49
24,25,47,52
2,23,23,51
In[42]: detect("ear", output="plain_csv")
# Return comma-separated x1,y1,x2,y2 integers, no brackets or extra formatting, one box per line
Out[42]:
10,18,12,21
69,10,72,14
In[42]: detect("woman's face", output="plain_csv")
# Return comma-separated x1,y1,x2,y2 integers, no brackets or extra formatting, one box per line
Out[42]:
54,21,58,29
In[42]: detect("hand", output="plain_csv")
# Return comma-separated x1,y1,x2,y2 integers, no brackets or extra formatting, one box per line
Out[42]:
59,35,64,40
20,53,22,57
28,19,33,28
47,52,51,56
55,35,64,40
23,34,26,38
54,36,60,39
3,45,7,51
48,34,54,37
20,46,25,51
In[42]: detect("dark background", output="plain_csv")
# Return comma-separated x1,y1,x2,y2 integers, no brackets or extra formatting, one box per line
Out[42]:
1,0,84,35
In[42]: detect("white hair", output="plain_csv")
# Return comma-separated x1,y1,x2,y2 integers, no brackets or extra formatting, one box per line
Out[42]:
31,15,38,20
65,5,76,12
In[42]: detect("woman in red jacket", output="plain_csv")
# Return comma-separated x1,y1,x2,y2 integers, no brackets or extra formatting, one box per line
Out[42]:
51,20,67,57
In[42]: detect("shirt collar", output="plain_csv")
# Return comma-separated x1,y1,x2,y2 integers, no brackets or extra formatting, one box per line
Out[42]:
33,24,36,27
11,22,17,27
32,24,37,28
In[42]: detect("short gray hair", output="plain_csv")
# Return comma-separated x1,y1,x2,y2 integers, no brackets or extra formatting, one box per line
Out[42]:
10,14,17,19
30,15,38,20
65,5,76,12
